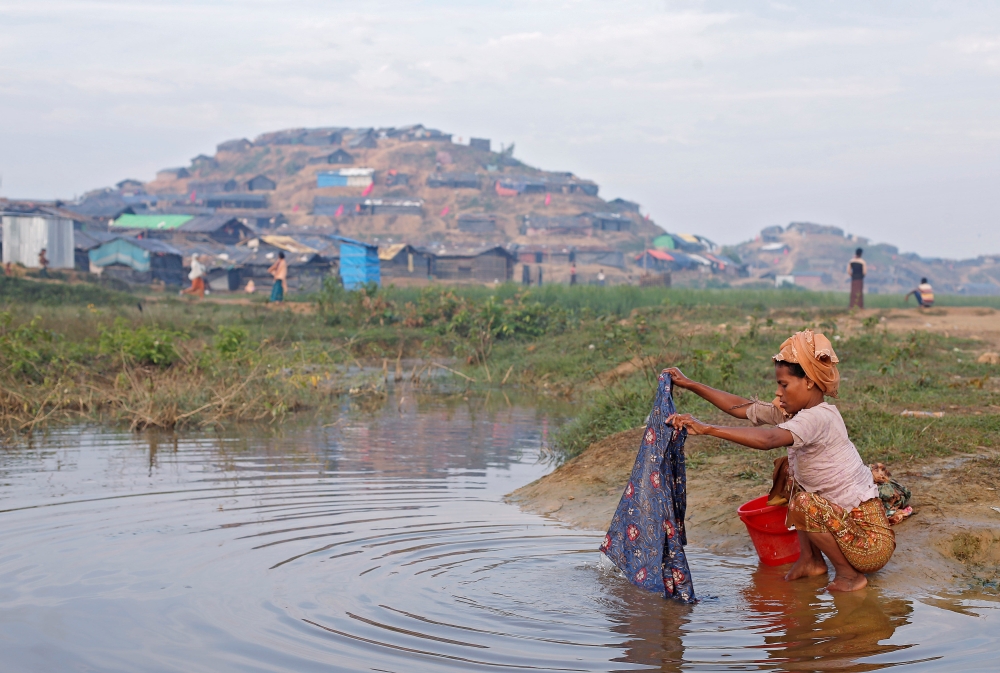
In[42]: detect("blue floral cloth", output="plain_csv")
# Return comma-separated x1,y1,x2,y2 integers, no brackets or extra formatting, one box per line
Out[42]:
599,372,696,603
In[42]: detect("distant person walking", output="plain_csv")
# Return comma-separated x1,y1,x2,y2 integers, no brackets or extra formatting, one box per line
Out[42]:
268,252,287,303
906,278,934,308
597,269,606,286
181,254,206,298
38,248,50,278
847,248,866,309
570,263,577,286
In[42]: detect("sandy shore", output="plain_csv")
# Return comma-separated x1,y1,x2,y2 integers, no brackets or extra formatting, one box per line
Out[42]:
509,427,1000,595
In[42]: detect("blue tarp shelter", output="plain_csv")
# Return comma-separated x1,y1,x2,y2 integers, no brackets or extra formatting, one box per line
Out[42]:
331,236,380,289
89,236,185,285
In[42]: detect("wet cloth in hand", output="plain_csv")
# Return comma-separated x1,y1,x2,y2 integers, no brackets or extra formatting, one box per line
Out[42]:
600,372,696,604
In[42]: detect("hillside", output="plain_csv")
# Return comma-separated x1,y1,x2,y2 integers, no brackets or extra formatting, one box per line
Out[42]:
132,126,660,260
733,222,1000,295
63,124,999,292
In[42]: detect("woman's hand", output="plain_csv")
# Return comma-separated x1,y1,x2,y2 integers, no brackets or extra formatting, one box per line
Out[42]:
663,367,695,389
666,413,712,436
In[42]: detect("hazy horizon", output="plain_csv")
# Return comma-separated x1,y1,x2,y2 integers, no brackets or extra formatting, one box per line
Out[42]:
1,1,998,259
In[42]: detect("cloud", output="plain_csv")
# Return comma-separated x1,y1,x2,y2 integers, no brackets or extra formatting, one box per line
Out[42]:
0,1,999,257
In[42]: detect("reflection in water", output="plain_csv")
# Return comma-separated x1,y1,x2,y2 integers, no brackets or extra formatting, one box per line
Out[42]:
740,564,913,671
0,393,996,672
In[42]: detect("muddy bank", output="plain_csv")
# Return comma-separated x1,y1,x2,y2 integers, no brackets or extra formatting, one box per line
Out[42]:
509,427,1000,594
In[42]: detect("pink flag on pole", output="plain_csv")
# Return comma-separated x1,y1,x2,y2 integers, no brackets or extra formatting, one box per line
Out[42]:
334,204,344,218
189,191,196,202
361,182,374,197
544,193,551,206
440,206,450,217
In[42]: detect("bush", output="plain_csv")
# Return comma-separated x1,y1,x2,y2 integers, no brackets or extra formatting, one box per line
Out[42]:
214,326,250,358
0,312,60,379
99,318,182,367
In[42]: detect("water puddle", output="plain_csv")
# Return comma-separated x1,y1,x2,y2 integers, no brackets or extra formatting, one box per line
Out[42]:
0,394,996,671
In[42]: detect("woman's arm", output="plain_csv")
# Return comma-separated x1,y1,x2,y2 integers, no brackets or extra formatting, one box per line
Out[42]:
667,413,793,451
664,367,753,420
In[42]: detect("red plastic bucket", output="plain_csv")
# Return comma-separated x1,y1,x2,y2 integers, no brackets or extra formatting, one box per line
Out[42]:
737,495,801,566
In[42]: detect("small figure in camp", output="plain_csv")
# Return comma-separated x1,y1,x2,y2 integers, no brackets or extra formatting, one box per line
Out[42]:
906,278,934,308
245,279,256,294
664,330,893,592
847,248,866,309
38,248,50,278
181,254,206,298
268,251,287,303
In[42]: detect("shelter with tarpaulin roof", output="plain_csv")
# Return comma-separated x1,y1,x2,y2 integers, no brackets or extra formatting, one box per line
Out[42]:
379,244,433,280
177,215,255,245
1,206,76,270
432,246,515,282
573,247,625,269
238,235,334,293
88,236,185,286
111,213,194,236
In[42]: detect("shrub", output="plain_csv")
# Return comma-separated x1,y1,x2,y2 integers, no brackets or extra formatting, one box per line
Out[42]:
99,318,182,367
214,326,250,358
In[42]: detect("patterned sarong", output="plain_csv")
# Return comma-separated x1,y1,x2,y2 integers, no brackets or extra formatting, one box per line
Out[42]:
788,492,895,573
600,373,695,603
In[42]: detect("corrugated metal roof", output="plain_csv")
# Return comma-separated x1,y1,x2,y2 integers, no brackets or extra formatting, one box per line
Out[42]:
113,214,193,230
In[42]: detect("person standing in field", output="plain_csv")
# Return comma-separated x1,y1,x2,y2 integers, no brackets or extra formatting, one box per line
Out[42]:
38,248,50,278
847,248,866,309
597,269,606,286
268,252,287,303
906,278,934,308
570,262,577,286
181,254,206,298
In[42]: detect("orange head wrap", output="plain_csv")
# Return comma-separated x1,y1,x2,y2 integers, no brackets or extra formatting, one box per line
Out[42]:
772,329,840,397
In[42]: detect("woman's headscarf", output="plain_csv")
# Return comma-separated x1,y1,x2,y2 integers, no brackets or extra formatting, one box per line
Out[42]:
773,329,840,397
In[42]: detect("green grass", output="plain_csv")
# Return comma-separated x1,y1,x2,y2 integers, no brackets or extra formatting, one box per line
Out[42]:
0,276,135,306
551,323,1000,464
2,280,998,458
343,283,1000,315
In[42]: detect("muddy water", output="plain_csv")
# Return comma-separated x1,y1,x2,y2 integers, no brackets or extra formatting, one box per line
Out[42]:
0,395,997,672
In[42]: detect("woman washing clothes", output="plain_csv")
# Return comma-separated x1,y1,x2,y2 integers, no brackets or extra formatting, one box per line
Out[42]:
664,330,893,592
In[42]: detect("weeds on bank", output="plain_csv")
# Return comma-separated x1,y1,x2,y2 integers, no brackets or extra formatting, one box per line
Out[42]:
3,278,999,453
552,319,1000,465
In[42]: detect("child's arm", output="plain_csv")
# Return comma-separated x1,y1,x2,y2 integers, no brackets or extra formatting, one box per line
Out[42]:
665,367,754,420
667,413,794,451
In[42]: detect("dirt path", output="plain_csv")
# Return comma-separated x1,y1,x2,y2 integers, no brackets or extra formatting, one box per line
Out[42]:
837,306,1000,348
509,428,1000,595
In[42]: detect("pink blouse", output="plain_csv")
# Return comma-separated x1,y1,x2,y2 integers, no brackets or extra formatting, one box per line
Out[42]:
747,401,878,511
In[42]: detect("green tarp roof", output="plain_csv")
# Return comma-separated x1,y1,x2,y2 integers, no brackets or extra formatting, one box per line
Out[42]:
112,214,193,230
652,234,676,250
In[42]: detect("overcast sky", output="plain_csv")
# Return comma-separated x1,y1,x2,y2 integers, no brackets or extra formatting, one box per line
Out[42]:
2,0,999,258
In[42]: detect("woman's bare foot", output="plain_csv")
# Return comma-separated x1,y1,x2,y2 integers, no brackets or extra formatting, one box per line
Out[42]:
784,556,828,581
827,572,867,592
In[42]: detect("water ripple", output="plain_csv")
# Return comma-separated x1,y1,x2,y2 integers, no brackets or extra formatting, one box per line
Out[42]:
0,403,997,672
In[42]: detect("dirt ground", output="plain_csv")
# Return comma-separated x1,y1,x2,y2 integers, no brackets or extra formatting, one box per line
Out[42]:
849,306,1000,348
510,403,1000,597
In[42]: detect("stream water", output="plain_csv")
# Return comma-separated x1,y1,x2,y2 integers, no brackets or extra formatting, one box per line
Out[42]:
0,393,997,672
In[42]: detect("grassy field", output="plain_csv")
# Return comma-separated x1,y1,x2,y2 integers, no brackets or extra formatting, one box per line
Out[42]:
1,277,998,464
